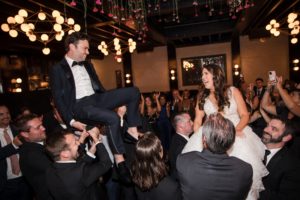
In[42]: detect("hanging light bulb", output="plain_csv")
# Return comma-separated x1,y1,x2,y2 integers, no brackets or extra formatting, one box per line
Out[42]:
20,23,29,32
53,23,62,32
29,34,36,42
18,9,28,17
291,37,298,44
14,15,24,24
56,16,64,24
9,29,18,37
74,24,81,31
265,24,272,30
52,10,60,18
42,47,50,55
38,12,46,21
1,23,10,32
67,18,75,25
274,31,280,37
41,34,49,41
68,30,75,35
293,66,299,71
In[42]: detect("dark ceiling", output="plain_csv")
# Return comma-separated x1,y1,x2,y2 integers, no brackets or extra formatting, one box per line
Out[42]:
0,0,299,58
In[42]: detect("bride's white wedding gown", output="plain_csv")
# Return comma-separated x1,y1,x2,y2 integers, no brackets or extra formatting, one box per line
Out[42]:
182,87,268,200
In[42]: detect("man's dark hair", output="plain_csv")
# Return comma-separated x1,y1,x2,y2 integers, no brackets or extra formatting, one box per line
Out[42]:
45,129,72,161
202,113,235,154
255,78,264,82
13,113,39,132
272,116,295,139
64,32,89,52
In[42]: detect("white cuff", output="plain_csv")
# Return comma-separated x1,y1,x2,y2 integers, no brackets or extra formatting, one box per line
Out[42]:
86,151,96,159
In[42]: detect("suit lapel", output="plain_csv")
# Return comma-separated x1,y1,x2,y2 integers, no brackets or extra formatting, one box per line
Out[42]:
61,58,75,86
267,147,286,171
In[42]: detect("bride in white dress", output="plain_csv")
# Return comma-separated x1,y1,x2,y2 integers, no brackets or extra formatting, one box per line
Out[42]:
182,64,268,200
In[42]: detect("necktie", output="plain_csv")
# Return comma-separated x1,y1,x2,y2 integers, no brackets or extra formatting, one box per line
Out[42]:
257,90,261,97
3,128,21,175
72,61,85,67
263,149,271,165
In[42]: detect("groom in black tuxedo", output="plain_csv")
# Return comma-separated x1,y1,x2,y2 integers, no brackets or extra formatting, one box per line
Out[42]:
49,32,141,167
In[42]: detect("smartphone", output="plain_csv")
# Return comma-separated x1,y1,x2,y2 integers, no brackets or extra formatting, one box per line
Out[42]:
268,71,276,82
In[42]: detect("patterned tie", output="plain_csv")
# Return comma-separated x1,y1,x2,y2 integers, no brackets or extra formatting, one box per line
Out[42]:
3,128,21,175
263,149,271,165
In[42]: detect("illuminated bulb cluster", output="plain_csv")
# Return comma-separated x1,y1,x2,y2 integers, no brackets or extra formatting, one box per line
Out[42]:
1,9,81,55
287,13,299,44
128,38,136,53
265,19,280,37
98,37,137,63
114,38,122,62
98,41,109,56
125,73,131,84
170,69,176,80
293,59,299,71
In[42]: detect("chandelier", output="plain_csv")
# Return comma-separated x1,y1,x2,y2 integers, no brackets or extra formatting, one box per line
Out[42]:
265,12,299,44
0,9,81,55
98,37,136,63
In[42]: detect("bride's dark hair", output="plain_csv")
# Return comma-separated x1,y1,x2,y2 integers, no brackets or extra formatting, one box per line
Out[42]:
198,64,230,112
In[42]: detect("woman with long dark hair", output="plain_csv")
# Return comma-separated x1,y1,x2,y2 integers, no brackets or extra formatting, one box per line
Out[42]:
184,64,268,200
131,133,181,200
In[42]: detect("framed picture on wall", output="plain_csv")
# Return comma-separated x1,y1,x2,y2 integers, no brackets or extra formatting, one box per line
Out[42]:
181,54,226,86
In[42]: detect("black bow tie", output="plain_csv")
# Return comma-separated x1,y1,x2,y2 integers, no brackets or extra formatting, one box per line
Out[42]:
72,61,85,67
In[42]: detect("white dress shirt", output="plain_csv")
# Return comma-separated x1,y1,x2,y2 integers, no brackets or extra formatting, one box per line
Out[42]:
0,126,22,179
65,56,95,99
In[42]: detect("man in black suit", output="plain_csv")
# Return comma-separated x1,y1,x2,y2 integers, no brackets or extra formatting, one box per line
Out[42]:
169,112,193,179
177,113,252,200
260,117,300,199
45,129,112,200
15,113,53,200
254,77,266,100
49,32,141,167
0,105,31,200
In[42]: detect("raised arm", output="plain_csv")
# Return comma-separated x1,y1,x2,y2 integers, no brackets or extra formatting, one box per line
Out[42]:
276,76,300,116
233,87,250,135
261,83,277,115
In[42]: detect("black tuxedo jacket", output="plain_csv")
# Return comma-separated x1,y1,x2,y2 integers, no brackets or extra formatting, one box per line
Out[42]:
49,58,106,125
19,142,53,200
177,150,252,200
168,133,188,179
254,86,266,100
260,147,300,200
46,143,112,200
0,126,19,192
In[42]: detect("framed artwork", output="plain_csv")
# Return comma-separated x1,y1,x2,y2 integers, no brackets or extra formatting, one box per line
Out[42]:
181,54,226,86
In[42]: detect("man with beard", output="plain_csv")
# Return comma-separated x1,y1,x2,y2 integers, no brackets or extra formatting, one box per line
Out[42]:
260,117,300,200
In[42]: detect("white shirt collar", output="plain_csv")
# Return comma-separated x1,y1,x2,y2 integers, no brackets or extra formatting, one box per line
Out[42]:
65,55,75,68
56,160,76,163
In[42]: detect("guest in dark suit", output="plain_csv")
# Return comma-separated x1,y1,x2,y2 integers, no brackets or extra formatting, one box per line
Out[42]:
254,77,266,100
49,32,141,167
169,112,193,179
260,117,300,200
0,105,31,200
45,128,112,200
14,113,53,200
131,133,181,200
42,99,67,135
177,113,252,200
